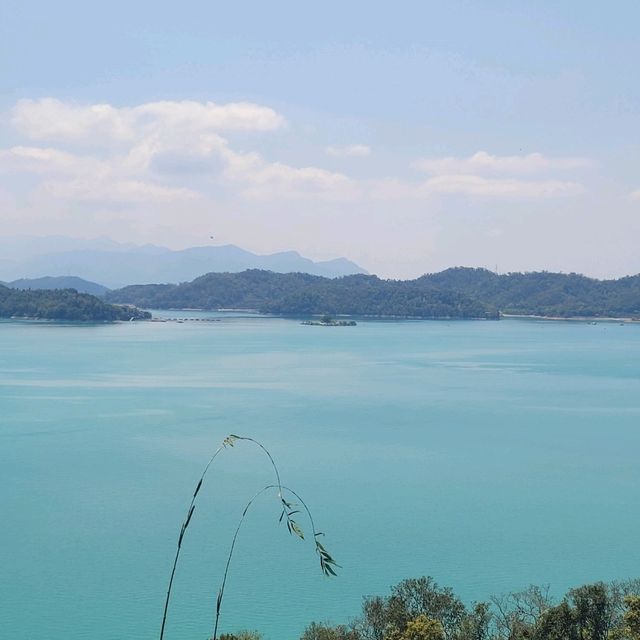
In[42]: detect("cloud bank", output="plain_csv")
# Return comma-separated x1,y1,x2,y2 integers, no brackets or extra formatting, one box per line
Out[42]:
11,98,285,143
0,98,594,211
416,151,595,175
410,151,592,199
2,98,358,205
0,96,602,267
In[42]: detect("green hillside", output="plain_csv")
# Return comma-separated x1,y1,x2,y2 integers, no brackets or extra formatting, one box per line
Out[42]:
106,270,499,319
419,267,640,317
0,285,150,321
106,267,640,319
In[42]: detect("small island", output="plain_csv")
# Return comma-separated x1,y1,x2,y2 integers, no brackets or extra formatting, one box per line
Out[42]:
301,314,356,326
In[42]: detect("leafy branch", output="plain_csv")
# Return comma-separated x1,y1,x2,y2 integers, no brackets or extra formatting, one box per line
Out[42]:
159,434,339,640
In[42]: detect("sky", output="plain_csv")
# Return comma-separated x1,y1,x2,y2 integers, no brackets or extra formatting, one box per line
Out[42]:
1,0,639,278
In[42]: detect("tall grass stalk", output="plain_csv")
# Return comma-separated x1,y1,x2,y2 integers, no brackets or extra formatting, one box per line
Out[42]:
159,434,338,640
212,482,338,640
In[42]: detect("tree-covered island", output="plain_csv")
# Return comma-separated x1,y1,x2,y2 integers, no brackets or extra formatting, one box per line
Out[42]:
106,270,499,319
105,267,640,320
0,284,151,321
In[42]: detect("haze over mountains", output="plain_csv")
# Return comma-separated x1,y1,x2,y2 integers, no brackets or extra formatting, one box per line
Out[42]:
0,236,368,288
1,276,110,296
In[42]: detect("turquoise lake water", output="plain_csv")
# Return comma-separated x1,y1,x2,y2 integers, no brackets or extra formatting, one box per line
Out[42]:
1,314,639,639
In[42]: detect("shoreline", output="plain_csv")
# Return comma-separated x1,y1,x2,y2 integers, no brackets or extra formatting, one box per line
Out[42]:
502,313,640,323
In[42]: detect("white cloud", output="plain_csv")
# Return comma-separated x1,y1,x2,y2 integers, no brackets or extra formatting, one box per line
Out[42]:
0,146,108,177
629,189,640,201
124,131,230,174
1,98,355,207
405,151,590,200
11,99,133,143
1,99,590,217
224,148,357,200
367,174,583,200
132,100,285,132
423,174,584,198
40,178,198,204
326,144,372,157
416,151,594,175
0,145,197,205
11,98,285,144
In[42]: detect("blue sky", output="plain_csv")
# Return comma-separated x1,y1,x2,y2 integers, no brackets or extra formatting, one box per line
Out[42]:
1,1,639,277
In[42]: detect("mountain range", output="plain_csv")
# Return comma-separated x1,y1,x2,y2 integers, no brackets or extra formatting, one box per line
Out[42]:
0,236,368,288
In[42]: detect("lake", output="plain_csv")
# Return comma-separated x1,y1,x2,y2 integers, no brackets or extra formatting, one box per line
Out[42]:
1,314,639,639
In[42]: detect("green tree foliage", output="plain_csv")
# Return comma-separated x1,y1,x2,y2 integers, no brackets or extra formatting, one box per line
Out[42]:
533,602,578,640
219,632,263,640
394,615,445,640
300,622,360,640
457,603,491,640
299,578,640,640
107,267,640,319
419,267,640,317
106,270,498,319
624,596,640,639
355,578,467,640
569,583,615,640
0,285,150,321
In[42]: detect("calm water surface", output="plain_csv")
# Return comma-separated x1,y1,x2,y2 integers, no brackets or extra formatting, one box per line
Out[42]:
1,315,639,639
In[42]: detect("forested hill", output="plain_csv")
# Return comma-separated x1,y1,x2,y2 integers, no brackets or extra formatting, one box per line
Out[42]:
105,268,640,319
0,285,150,321
106,270,499,319
419,268,640,317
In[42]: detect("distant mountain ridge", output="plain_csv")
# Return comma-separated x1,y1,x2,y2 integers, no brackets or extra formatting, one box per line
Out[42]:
0,236,368,288
6,276,109,296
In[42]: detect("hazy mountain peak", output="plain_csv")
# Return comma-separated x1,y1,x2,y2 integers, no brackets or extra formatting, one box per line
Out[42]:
7,276,110,296
0,235,368,288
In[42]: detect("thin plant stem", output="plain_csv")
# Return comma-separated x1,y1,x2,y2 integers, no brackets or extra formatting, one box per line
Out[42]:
160,434,339,640
159,443,225,640
160,435,284,640
231,436,283,495
212,483,333,640
212,484,275,640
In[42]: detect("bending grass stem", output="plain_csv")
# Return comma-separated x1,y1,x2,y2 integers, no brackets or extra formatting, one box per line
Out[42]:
212,484,323,640
160,435,282,640
160,434,338,640
159,443,225,640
